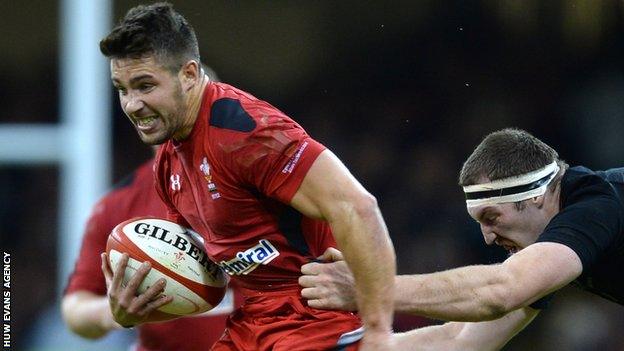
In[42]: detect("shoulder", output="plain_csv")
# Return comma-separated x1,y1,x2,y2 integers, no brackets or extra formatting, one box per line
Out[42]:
202,83,313,164
539,166,624,270
557,166,622,225
561,166,623,210
206,82,303,137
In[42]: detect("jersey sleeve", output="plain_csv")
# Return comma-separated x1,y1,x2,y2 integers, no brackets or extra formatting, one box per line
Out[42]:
63,200,109,296
230,118,326,204
536,194,622,272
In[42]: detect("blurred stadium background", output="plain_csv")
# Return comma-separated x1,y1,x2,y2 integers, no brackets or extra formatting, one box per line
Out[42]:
2,1,624,350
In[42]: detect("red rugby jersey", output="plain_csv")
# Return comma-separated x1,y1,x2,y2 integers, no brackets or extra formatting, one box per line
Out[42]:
65,160,242,351
154,82,337,291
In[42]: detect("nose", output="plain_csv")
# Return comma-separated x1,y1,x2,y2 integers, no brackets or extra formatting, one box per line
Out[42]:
480,224,497,245
123,93,145,116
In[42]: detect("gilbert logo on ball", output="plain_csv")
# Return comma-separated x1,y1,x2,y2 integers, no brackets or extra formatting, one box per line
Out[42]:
106,217,227,318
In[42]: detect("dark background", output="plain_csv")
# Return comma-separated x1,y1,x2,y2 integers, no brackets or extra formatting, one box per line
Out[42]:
2,1,624,350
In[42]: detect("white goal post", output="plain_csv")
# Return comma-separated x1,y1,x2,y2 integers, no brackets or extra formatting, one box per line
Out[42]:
0,0,112,296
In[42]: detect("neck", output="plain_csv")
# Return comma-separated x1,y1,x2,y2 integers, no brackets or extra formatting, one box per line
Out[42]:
173,74,209,141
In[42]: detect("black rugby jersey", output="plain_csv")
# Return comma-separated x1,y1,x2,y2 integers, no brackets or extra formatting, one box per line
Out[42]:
537,166,624,304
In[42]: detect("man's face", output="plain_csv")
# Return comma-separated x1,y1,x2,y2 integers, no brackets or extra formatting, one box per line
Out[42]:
111,55,186,145
467,201,551,255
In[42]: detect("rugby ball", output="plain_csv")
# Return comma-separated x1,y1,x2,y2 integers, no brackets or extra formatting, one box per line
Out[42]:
106,217,227,319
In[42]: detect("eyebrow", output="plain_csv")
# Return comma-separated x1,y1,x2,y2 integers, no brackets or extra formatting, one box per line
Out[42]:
129,74,154,85
112,74,154,86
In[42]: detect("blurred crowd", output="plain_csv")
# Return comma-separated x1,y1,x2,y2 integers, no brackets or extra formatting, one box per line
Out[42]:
2,1,624,350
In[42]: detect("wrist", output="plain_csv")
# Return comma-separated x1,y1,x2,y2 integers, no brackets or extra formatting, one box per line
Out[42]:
359,309,394,334
100,306,123,331
362,319,393,335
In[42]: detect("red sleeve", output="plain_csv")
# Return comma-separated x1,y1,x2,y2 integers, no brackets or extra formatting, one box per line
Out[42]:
64,200,109,296
231,121,326,204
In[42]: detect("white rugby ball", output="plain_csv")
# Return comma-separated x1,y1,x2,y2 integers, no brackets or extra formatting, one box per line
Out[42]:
106,217,227,319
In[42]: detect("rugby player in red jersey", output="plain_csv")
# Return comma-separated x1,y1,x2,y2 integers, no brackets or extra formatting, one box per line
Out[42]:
98,3,396,350
62,154,244,351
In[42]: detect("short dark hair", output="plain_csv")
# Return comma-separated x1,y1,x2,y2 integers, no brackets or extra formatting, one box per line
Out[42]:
459,128,565,186
100,2,200,71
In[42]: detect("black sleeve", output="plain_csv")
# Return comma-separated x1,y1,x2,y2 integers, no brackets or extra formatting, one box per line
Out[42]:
536,194,621,272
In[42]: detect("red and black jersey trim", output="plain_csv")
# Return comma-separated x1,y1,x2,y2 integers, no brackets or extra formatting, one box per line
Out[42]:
278,206,311,258
209,98,257,132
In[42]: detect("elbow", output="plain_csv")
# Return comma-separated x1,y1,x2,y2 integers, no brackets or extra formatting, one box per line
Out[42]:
69,327,106,340
352,191,381,221
480,281,523,320
61,297,108,340
327,190,380,226
64,319,108,340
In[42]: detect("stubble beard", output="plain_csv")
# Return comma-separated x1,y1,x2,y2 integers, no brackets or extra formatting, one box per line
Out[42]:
139,86,187,145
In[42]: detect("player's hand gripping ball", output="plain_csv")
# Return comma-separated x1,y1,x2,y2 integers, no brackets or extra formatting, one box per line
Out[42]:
106,217,227,317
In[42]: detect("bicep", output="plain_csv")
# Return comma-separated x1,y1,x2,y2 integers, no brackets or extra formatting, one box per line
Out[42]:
502,242,582,308
290,149,372,221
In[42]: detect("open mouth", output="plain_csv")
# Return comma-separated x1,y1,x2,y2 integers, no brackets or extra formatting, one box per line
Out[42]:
134,115,161,132
135,116,157,127
498,242,518,255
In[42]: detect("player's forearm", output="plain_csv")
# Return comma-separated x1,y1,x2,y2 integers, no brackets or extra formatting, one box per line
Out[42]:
331,196,396,332
395,308,537,351
62,291,122,339
393,264,514,321
394,322,471,351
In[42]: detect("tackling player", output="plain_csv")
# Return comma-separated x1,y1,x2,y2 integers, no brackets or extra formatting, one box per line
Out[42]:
300,128,624,349
98,3,396,350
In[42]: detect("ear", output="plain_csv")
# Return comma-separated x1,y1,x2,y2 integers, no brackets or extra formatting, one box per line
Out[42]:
178,60,201,92
531,194,545,209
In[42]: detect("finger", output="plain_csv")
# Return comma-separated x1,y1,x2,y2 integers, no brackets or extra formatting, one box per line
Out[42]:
138,294,174,316
301,287,323,300
318,247,344,262
128,278,167,311
306,298,331,310
300,262,320,275
101,253,113,285
141,278,168,301
120,261,151,300
111,253,129,291
298,275,318,288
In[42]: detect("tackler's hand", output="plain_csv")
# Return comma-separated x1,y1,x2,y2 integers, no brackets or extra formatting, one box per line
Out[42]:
299,247,357,311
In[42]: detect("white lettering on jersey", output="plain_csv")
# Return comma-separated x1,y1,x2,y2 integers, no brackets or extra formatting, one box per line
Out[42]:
282,141,309,173
218,240,279,275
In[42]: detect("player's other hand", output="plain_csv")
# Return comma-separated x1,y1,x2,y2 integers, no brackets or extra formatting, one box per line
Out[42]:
299,247,358,311
101,253,173,328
